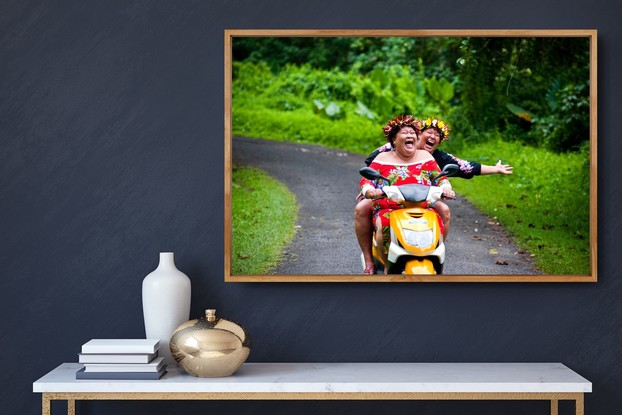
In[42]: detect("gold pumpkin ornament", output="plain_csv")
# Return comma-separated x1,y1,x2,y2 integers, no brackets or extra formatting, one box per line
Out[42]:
169,309,251,377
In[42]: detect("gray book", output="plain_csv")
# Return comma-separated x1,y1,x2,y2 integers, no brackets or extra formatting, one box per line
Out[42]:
75,367,166,380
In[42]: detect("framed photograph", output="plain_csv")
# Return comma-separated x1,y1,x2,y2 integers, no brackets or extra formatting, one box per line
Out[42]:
224,30,597,282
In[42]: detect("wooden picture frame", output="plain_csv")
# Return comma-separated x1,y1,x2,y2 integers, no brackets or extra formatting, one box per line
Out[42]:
225,30,597,282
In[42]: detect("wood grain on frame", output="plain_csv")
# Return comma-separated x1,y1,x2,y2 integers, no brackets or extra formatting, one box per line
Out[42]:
224,30,597,283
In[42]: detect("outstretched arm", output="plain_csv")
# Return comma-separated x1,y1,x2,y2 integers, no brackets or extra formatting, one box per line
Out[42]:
433,150,513,178
433,150,480,179
479,160,513,175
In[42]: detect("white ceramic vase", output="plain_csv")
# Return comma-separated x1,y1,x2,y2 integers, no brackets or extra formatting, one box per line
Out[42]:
142,252,191,366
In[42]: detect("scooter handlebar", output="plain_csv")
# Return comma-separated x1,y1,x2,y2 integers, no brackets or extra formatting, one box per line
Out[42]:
426,187,444,203
380,184,451,204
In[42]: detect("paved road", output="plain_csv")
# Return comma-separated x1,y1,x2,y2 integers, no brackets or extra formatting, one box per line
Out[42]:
233,136,541,276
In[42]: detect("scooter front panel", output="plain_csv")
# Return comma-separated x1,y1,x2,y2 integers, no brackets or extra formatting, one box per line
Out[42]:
389,208,441,253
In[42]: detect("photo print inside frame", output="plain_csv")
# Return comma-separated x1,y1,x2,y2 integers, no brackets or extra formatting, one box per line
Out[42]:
224,30,597,283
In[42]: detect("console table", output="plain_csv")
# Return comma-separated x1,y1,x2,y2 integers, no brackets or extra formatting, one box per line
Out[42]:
33,362,591,415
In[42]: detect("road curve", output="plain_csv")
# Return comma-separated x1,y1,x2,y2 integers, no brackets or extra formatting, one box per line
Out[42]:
233,136,541,276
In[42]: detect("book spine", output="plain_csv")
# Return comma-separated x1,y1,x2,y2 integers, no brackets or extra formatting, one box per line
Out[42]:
75,367,166,380
83,358,165,372
78,353,156,364
81,346,158,354
80,340,160,354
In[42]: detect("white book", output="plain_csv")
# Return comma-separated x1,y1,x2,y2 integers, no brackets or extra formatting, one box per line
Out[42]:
84,357,165,372
78,352,157,364
81,339,160,354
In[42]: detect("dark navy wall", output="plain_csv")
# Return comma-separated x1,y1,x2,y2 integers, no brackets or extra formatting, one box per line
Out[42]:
2,1,620,414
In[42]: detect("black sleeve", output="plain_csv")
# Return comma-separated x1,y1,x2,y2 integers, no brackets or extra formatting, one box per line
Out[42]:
364,148,382,166
432,150,482,179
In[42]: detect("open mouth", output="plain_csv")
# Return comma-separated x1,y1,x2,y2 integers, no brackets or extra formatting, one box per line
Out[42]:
424,139,435,150
404,139,415,149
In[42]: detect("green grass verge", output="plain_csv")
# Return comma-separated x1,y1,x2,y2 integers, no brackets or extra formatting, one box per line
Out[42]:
232,166,299,274
233,104,383,155
446,139,590,275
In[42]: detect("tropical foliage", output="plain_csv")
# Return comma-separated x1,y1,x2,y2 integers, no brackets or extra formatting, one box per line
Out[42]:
233,36,590,152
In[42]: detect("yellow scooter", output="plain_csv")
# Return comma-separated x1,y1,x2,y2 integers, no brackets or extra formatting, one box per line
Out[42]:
360,164,458,275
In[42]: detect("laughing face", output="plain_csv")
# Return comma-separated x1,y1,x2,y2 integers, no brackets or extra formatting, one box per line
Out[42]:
393,126,419,158
418,128,441,153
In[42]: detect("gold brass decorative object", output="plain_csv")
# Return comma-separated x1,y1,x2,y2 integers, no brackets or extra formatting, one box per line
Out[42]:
169,309,251,377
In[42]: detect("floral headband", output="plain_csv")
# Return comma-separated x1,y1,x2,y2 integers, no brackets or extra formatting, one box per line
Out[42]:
420,117,450,143
382,115,421,141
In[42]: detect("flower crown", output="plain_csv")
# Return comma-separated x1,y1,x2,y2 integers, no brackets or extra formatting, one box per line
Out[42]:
420,117,450,143
382,114,421,141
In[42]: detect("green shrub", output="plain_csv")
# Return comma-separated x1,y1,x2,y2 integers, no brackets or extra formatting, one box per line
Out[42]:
233,61,443,131
529,83,590,152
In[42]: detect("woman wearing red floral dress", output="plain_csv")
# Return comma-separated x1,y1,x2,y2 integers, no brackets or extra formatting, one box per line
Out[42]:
360,115,454,271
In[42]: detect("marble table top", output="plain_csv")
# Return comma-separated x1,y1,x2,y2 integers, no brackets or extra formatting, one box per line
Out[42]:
33,362,591,394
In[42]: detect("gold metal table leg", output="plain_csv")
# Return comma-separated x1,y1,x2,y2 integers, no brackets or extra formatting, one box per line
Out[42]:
576,394,585,415
41,394,75,415
42,394,51,415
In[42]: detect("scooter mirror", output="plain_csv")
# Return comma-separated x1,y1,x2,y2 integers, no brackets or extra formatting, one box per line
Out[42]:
359,167,390,182
429,163,460,185
440,163,460,178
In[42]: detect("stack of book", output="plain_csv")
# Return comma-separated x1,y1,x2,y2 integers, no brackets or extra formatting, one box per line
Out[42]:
76,339,167,380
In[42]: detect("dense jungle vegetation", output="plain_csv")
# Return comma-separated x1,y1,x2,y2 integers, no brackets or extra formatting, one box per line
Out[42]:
231,36,592,275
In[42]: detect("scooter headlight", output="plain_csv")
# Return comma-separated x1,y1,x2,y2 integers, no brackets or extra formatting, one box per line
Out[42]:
403,229,435,248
